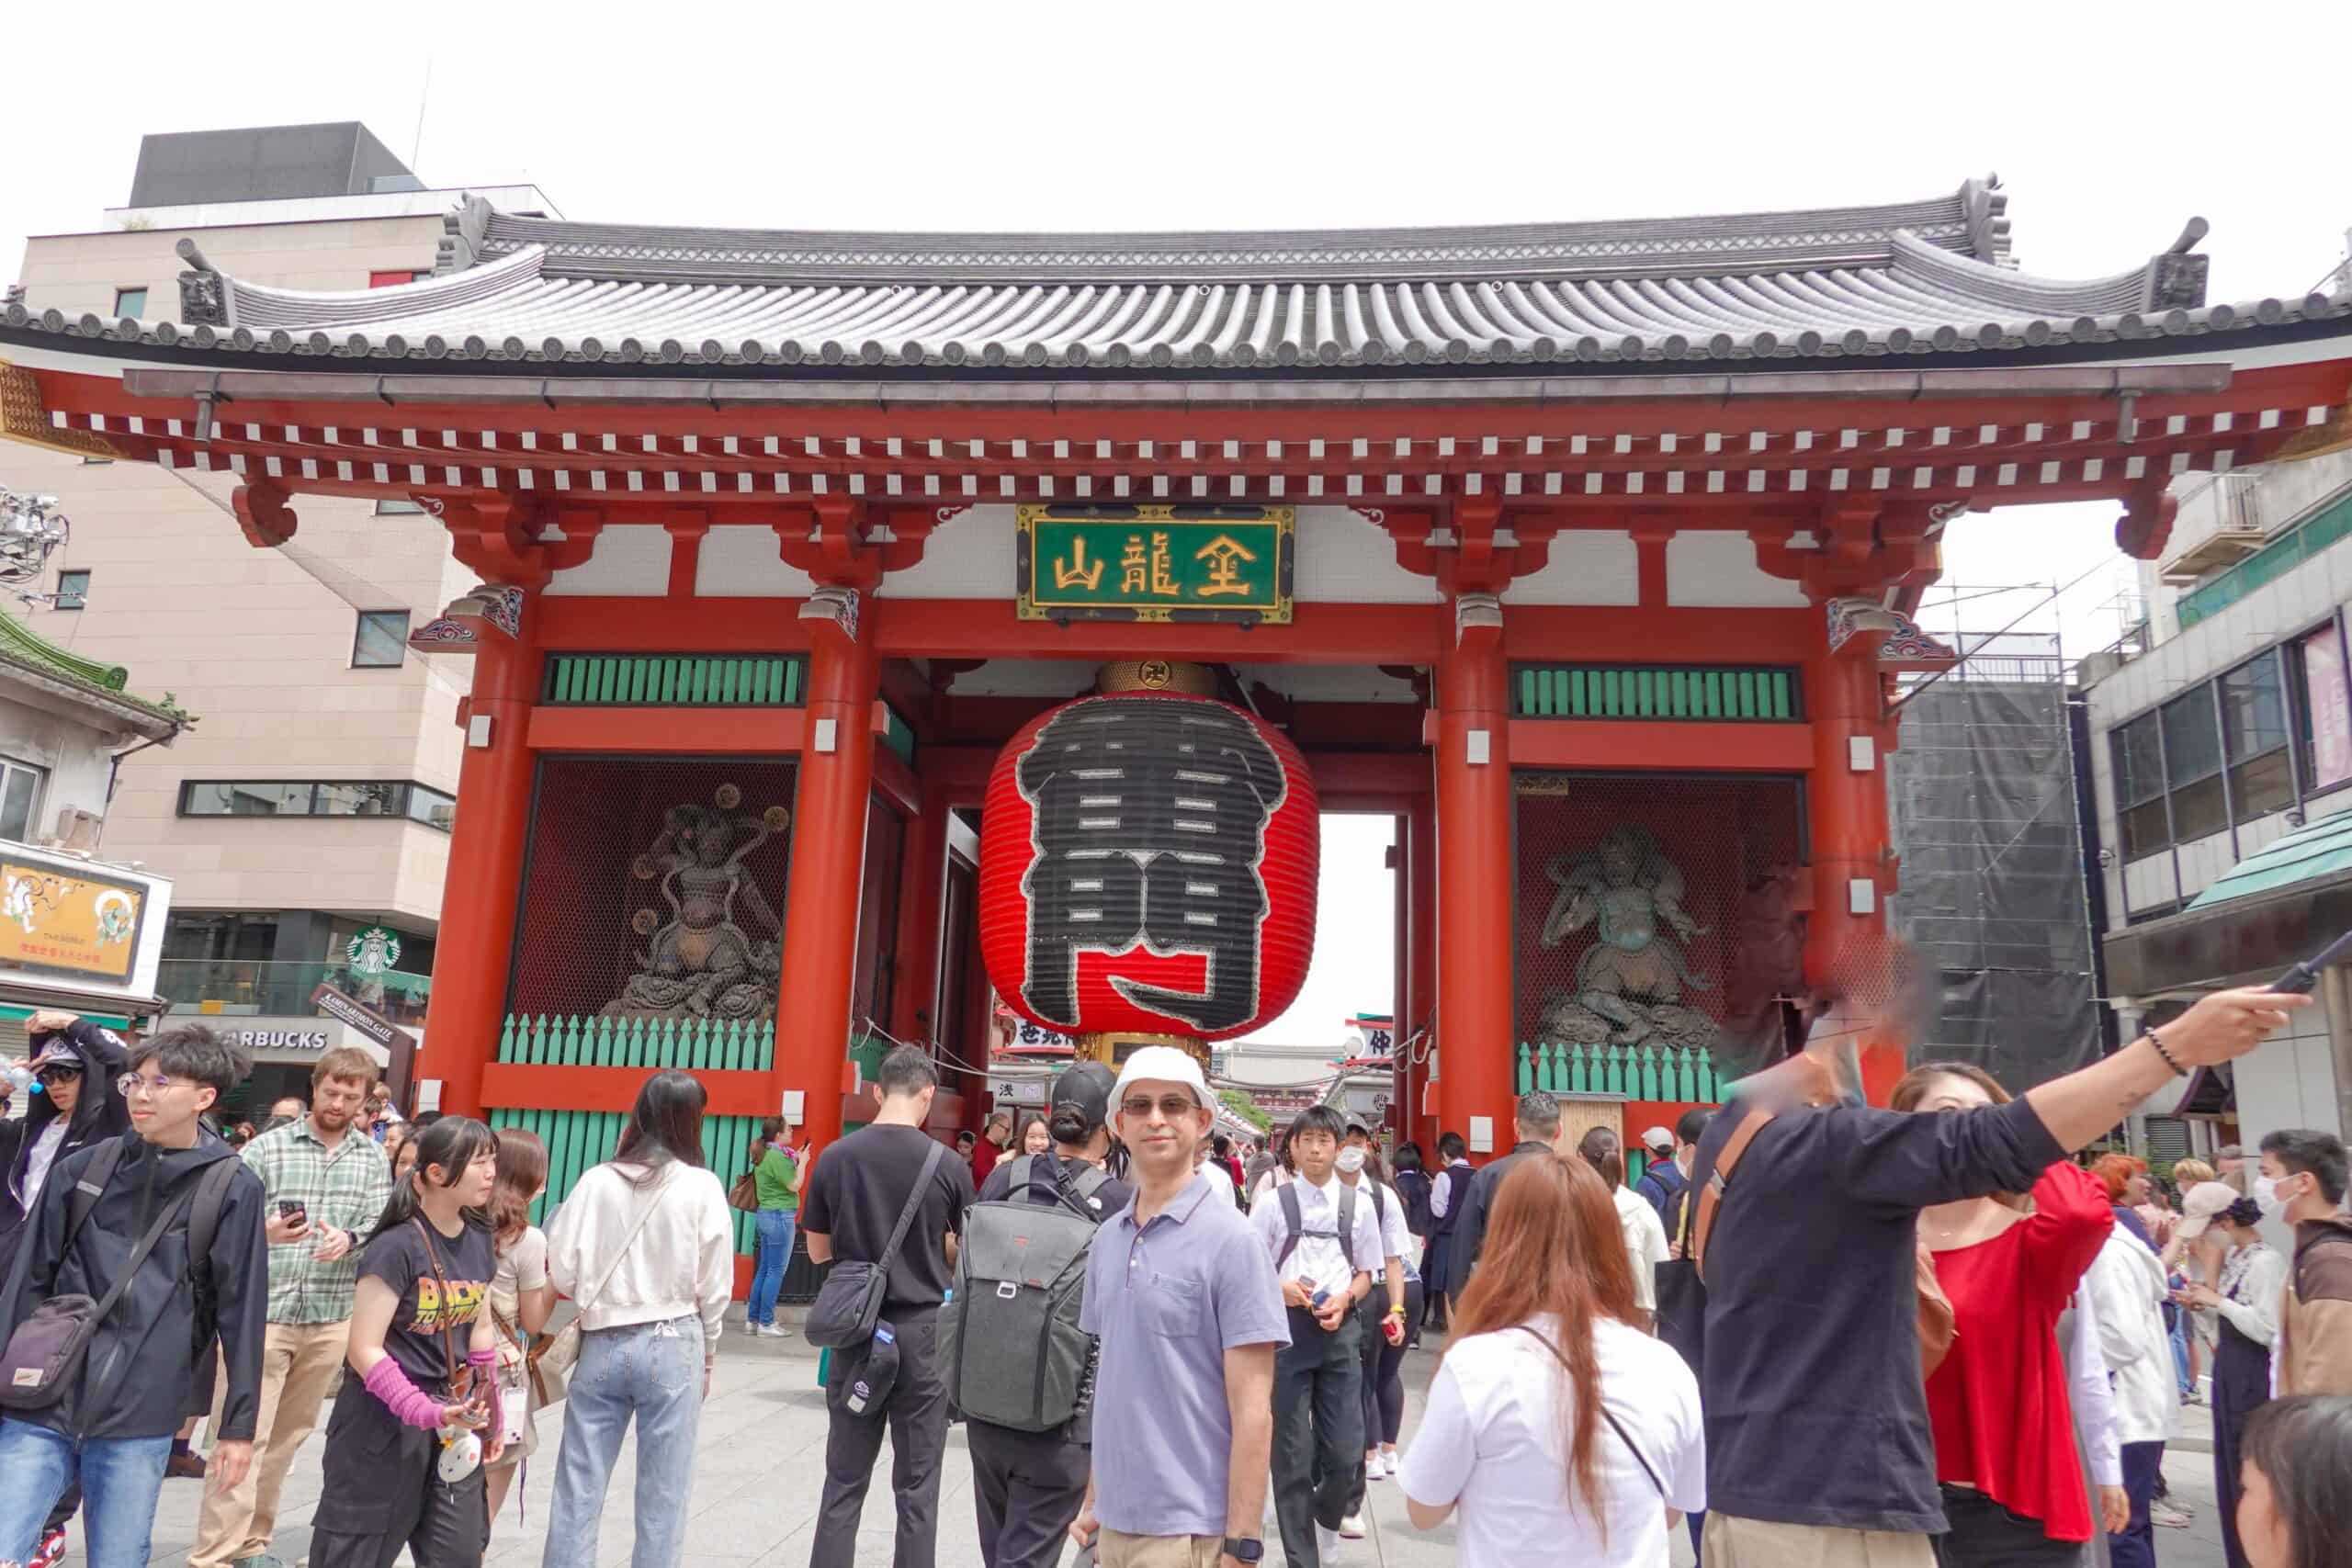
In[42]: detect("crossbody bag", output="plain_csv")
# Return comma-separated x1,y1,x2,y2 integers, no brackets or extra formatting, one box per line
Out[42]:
805,1140,944,1351
530,1169,671,1405
1512,1325,1664,1496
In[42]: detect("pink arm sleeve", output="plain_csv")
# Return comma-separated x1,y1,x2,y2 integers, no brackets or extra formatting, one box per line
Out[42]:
363,1355,449,1430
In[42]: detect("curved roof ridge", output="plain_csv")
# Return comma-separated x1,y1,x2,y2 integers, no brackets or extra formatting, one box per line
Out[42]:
226,246,546,332
469,182,1995,287
1887,231,2155,319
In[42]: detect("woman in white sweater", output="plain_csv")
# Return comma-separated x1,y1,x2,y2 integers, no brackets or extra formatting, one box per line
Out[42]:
540,1069,735,1568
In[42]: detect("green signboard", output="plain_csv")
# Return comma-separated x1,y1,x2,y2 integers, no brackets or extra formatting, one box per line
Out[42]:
1016,505,1294,625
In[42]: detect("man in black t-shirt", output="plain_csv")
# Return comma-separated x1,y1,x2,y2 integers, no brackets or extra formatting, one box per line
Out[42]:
968,1062,1132,1568
802,1044,974,1568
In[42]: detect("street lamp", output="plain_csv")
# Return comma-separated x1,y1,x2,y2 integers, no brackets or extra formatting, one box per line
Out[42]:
0,489,71,586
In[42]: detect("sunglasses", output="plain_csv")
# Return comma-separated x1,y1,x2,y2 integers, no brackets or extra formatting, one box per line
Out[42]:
33,1065,81,1085
1119,1094,1204,1121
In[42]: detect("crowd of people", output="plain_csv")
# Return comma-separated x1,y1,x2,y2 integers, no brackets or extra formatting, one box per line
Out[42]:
2,980,2351,1568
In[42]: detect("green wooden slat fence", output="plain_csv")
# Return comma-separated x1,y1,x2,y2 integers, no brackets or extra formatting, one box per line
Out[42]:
487,1106,768,1255
1514,1040,1724,1104
543,653,807,707
498,1013,776,1073
1512,663,1799,722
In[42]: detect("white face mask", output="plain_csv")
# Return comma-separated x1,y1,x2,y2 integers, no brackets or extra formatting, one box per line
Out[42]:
2254,1175,2294,1216
1335,1146,1367,1175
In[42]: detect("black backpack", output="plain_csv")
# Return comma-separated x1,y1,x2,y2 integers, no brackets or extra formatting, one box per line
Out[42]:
1274,1180,1360,1273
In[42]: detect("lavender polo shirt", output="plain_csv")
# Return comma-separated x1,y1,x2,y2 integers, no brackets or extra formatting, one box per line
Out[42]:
1080,1171,1292,1538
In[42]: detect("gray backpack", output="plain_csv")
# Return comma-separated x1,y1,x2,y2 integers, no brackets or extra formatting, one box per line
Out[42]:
938,1152,1112,1433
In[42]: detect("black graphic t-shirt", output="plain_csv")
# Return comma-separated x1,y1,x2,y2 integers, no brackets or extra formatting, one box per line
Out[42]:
358,1214,495,1387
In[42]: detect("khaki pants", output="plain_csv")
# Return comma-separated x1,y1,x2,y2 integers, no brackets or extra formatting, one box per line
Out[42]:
1098,1528,1226,1568
1704,1513,1936,1568
190,1318,351,1568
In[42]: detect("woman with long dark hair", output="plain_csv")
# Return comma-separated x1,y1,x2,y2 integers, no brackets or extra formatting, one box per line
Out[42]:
482,1127,553,1535
309,1116,503,1568
540,1070,734,1568
2236,1395,2352,1568
2176,1187,2285,1568
1894,1063,2115,1568
1398,1154,1703,1567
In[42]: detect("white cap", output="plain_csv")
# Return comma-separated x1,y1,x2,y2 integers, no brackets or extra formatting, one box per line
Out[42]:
1641,1125,1676,1153
1111,1045,1213,1111
2176,1180,2239,1239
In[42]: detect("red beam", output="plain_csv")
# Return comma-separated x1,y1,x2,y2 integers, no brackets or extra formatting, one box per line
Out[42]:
1309,751,1431,800
537,598,816,653
482,1064,783,1117
873,600,1441,666
1507,718,1814,772
1503,605,1821,663
526,705,807,753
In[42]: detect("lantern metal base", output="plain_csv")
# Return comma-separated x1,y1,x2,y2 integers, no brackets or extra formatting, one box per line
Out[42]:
1075,1031,1209,1072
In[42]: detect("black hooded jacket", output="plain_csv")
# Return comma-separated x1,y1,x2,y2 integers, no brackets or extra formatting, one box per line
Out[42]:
0,1018,131,1262
0,1129,268,1440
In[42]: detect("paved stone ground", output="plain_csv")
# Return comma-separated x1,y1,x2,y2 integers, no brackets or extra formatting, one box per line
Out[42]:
85,1314,2235,1567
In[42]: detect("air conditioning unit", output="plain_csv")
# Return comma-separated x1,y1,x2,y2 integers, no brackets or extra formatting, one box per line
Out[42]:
49,807,102,852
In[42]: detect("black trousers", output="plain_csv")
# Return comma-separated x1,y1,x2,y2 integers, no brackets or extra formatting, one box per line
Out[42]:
1343,1280,1423,1516
1420,1235,1453,1326
1931,1485,2083,1568
1272,1304,1363,1568
968,1420,1089,1568
308,1376,488,1568
2212,1322,2271,1568
813,1311,948,1568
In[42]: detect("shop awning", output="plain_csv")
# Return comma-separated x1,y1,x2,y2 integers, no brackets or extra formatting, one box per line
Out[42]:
2105,807,2352,998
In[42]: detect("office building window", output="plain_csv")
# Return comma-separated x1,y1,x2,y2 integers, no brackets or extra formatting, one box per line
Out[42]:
373,499,425,515
177,780,455,831
0,761,45,842
53,570,88,610
2111,713,2168,859
352,610,409,668
113,287,147,318
2221,651,2295,820
2159,691,2226,841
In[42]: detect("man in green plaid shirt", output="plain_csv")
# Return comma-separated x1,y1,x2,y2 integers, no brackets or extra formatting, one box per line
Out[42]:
192,1047,392,1568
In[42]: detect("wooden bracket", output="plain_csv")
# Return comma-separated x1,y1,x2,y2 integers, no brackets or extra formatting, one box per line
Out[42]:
231,482,298,548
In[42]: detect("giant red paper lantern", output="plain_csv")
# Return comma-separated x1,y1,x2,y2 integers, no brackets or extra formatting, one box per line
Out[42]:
979,690,1318,1042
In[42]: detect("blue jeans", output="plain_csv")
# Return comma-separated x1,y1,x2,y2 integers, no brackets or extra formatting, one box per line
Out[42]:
2171,1310,2196,1394
542,1315,705,1568
0,1419,173,1568
750,1208,796,1325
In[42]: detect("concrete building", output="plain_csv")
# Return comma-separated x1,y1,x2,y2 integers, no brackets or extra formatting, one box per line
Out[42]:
1,123,560,1096
2084,348,2352,1157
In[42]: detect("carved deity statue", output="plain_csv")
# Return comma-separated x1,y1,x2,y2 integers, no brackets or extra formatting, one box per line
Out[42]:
1535,824,1716,1053
605,793,789,1021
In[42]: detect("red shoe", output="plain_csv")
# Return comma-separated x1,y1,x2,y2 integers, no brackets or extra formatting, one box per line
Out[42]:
32,1526,68,1567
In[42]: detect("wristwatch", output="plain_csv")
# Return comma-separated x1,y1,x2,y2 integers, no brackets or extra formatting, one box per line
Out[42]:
1222,1537,1264,1562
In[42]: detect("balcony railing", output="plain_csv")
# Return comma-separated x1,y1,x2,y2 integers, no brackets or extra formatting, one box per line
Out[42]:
158,959,430,1026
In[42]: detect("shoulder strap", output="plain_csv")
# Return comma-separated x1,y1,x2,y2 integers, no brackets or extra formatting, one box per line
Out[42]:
878,1140,945,1273
1368,1180,1387,1224
187,1157,239,1269
1691,1103,1778,1284
87,1173,199,1331
64,1137,127,1246
1512,1325,1664,1497
410,1219,470,1383
1338,1180,1359,1270
1276,1181,1305,1269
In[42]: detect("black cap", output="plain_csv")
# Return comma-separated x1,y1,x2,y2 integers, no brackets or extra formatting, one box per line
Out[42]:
1049,1061,1117,1132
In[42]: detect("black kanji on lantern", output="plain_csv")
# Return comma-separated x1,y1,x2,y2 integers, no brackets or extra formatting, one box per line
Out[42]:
1015,696,1288,1033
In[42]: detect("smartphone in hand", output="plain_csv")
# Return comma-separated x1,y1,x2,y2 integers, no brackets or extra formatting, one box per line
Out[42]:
277,1200,309,1230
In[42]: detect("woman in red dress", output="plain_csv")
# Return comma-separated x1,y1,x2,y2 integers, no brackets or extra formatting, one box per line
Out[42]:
1894,1063,2116,1567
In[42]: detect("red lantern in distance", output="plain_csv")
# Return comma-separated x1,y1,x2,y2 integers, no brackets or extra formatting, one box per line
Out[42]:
979,688,1318,1043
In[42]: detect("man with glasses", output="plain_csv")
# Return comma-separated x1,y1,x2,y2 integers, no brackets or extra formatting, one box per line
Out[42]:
0,1024,269,1568
1069,1047,1287,1568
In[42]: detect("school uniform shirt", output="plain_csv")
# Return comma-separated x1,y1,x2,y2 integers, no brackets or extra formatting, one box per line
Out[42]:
1611,1184,1670,1314
1249,1170,1383,1303
361,1215,495,1387
1365,1178,1420,1282
1399,1312,1705,1568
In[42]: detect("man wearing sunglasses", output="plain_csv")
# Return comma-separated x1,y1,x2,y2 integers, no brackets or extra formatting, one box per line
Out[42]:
0,1010,130,1281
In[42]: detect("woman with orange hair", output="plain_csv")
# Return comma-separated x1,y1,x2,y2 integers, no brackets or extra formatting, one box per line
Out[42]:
1397,1152,1703,1567
2089,1152,2161,1252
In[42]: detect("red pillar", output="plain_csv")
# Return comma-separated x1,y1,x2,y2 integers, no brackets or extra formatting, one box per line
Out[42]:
1432,601,1517,1158
1801,644,1905,1105
774,599,881,1151
888,779,950,1049
421,595,544,1119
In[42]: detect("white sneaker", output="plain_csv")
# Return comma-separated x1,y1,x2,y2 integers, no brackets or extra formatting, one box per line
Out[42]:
1364,1451,1384,1480
1338,1512,1367,1540
763,1322,794,1338
1380,1449,1399,1478
1317,1524,1342,1562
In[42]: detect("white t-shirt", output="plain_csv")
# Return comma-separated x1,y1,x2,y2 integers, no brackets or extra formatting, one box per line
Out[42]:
1361,1177,1420,1282
1249,1171,1384,1301
1399,1314,1703,1568
1612,1185,1671,1314
21,1120,68,1209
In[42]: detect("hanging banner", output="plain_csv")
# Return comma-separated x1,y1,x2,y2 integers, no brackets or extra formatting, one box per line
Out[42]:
1016,505,1293,625
2304,626,2352,791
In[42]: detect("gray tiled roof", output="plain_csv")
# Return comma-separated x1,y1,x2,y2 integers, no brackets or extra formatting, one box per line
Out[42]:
10,178,2349,375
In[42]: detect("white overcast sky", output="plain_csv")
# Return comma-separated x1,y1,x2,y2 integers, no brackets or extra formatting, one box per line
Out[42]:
5,1,2345,1051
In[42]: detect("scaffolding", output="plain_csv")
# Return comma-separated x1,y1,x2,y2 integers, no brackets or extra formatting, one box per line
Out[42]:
1886,629,2103,1088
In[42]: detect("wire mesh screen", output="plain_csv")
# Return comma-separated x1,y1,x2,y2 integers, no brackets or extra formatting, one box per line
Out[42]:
1888,637,2098,1089
1514,773,1806,1062
507,757,797,1034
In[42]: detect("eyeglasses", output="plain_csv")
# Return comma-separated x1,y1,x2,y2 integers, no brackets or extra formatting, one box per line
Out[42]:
1120,1094,1203,1121
33,1066,82,1085
117,1072,195,1099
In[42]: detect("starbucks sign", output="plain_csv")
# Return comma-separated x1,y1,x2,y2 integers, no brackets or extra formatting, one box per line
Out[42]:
346,926,401,977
